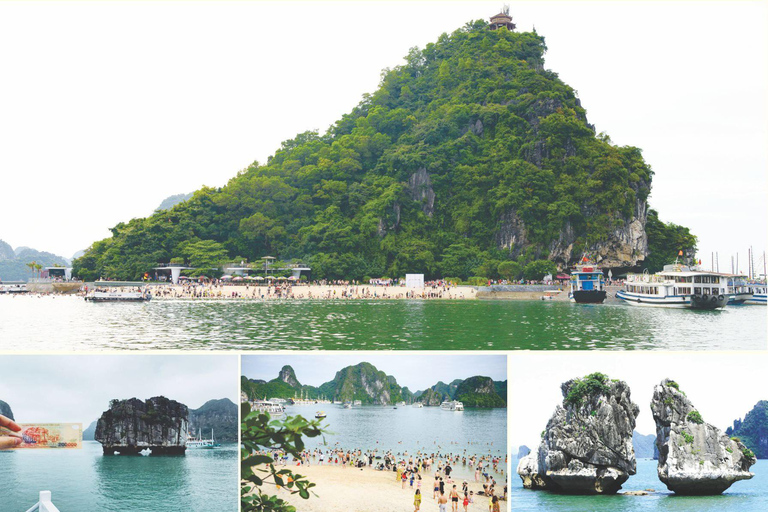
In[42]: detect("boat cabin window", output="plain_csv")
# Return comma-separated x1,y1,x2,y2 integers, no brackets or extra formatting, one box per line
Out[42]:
694,287,701,294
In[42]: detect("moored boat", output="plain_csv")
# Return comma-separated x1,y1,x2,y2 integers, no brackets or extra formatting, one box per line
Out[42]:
315,411,326,419
186,429,219,449
726,276,753,305
440,400,464,411
250,400,285,417
744,282,766,305
412,403,423,408
617,263,729,310
568,262,607,304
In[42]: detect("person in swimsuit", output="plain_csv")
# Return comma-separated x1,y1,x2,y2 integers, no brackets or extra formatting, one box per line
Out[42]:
450,485,460,512
434,475,440,499
462,492,469,512
438,491,448,512
491,495,500,512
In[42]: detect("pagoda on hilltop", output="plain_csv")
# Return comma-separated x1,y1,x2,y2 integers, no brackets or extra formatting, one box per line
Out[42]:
489,6,516,31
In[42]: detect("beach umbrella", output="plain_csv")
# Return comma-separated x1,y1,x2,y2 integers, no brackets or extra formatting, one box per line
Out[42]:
232,276,244,281
287,276,298,280
556,274,570,280
221,275,233,280
265,276,276,280
253,276,264,281
276,276,287,280
178,276,190,280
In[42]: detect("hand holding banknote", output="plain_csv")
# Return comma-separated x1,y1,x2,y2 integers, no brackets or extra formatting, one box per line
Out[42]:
0,414,23,449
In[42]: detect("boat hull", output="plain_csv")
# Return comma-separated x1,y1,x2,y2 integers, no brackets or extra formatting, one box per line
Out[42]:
571,290,607,304
689,294,728,310
727,293,753,305
744,294,766,305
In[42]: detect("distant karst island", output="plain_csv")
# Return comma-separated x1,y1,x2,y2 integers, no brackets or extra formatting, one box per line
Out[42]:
242,363,506,408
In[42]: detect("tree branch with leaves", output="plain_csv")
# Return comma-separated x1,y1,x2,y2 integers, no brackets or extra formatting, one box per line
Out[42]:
241,403,325,512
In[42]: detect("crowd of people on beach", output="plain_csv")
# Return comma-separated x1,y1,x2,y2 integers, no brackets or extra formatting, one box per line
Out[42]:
145,281,471,300
261,445,506,511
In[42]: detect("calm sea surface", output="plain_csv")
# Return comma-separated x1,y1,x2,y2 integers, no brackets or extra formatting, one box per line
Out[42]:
0,296,764,351
0,441,237,512
291,405,507,480
511,458,767,511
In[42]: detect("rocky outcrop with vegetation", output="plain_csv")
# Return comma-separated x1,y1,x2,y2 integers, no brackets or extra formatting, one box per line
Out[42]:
652,379,755,495
95,396,188,455
517,373,639,494
189,398,238,443
74,21,694,282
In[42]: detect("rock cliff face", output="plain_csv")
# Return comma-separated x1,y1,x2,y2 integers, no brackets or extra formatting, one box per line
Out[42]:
407,167,436,217
278,365,301,388
95,397,188,455
189,398,238,443
652,379,756,495
418,388,447,406
317,362,405,405
726,400,768,459
0,399,13,420
517,374,639,494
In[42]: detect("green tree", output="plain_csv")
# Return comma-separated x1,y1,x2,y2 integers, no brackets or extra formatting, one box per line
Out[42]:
241,403,325,512
523,259,557,281
497,260,522,281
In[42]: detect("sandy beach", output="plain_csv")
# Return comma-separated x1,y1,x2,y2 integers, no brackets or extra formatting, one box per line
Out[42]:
267,464,504,512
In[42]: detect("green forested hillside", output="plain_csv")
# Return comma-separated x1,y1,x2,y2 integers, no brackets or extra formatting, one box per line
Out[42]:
74,20,693,281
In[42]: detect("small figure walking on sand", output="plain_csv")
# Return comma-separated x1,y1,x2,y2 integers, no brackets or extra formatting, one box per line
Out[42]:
414,489,422,511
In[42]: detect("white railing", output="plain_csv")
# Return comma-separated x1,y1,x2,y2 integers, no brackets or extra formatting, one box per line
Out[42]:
24,491,61,512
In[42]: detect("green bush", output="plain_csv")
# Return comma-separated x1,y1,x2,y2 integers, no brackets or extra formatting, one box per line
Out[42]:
681,431,694,444
742,446,755,459
687,410,704,424
467,276,489,286
564,372,611,407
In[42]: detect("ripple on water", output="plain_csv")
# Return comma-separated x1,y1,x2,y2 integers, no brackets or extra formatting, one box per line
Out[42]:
0,296,764,351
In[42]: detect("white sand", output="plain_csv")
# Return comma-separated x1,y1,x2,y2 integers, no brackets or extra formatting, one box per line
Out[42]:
152,284,477,300
269,465,503,512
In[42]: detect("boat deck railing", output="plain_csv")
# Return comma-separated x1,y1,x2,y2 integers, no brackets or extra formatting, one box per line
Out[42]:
24,491,61,512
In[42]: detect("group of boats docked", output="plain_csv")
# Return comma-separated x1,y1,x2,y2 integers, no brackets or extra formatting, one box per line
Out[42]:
249,397,464,416
568,259,766,310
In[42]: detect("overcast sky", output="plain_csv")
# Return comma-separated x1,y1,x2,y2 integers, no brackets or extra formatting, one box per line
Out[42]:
242,353,507,391
509,351,768,450
0,355,237,424
0,1,765,269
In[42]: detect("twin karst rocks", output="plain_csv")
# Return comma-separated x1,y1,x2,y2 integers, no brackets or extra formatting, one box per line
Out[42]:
517,376,755,495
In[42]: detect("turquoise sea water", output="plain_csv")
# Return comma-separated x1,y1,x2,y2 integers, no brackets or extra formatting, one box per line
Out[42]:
0,441,237,512
292,405,507,480
0,296,764,351
511,458,767,511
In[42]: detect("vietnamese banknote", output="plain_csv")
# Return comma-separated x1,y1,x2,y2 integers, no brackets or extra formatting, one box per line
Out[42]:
1,423,83,449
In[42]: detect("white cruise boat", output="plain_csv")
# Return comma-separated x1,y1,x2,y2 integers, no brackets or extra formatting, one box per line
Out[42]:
85,287,151,302
745,282,766,305
353,400,362,406
616,264,729,310
396,401,407,407
250,400,285,417
412,403,424,408
440,400,464,411
726,276,753,305
186,429,219,449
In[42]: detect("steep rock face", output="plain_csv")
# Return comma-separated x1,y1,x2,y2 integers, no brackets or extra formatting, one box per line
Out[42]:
0,399,14,420
495,210,528,257
189,398,237,443
318,363,404,405
517,374,639,494
278,365,301,388
652,379,755,495
727,400,768,459
95,396,188,455
407,167,436,217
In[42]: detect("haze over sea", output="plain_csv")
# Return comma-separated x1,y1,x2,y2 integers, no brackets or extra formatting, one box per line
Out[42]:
511,458,767,512
0,441,237,512
0,296,764,351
